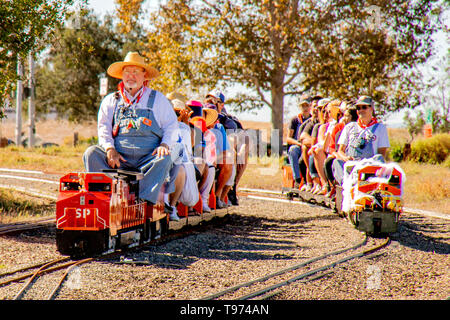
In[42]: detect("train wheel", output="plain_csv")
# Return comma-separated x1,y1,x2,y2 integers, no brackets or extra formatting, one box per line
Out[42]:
107,234,117,252
160,216,169,236
142,219,151,243
150,220,162,240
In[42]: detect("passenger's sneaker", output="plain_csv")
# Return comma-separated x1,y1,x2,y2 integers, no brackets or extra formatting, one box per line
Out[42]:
169,206,180,221
164,202,173,214
216,198,228,209
300,183,312,192
312,184,321,194
169,212,180,221
202,203,211,213
227,187,239,206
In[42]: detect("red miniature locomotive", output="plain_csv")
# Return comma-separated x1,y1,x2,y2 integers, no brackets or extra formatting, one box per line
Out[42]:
56,170,167,257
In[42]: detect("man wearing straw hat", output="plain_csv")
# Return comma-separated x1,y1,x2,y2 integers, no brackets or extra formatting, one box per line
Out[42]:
83,52,181,218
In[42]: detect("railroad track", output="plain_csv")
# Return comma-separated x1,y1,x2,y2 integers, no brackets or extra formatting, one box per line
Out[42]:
238,187,450,221
0,211,232,300
0,217,55,236
0,167,59,200
200,236,390,300
1,168,448,220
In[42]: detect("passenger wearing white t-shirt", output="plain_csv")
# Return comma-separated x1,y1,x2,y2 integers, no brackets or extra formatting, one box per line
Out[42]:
332,96,390,185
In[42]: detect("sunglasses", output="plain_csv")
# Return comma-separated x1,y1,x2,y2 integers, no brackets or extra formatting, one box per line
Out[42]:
356,105,371,111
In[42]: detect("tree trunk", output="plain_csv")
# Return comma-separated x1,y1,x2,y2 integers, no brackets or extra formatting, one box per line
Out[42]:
271,86,284,156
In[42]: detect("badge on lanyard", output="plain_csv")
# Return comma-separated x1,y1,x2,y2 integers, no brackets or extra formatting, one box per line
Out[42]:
128,120,134,129
142,117,152,127
112,123,119,137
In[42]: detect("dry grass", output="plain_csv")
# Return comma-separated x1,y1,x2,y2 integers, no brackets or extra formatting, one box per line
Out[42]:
0,189,55,223
238,158,450,214
0,145,86,173
400,161,450,214
0,120,448,214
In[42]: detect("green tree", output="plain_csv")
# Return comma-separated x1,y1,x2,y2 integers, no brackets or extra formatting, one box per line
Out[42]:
116,0,441,153
0,0,77,119
403,110,426,142
422,50,450,133
35,10,125,121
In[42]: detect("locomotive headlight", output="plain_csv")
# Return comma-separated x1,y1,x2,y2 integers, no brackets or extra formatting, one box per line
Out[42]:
80,196,85,205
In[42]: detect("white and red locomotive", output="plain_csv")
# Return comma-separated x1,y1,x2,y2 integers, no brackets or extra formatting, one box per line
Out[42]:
282,160,405,235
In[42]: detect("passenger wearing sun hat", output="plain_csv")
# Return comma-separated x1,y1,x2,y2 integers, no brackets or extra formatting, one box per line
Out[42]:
167,91,188,104
332,95,390,185
202,103,234,209
83,52,182,220
184,100,219,212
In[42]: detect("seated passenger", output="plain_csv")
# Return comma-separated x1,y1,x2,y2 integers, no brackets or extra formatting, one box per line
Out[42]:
187,100,219,213
300,98,329,192
323,101,356,198
309,100,337,195
204,90,245,205
332,96,390,186
286,94,311,189
83,52,182,222
165,99,202,219
202,102,233,209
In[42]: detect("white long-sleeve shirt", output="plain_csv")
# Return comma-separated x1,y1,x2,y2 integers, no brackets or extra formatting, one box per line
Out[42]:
97,86,180,151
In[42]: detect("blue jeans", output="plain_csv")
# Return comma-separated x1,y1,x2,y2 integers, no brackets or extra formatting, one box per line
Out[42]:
332,154,386,185
83,145,173,204
308,154,318,179
288,145,306,181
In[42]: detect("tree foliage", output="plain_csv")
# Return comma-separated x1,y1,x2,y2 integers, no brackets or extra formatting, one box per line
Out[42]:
35,10,126,121
116,0,442,153
0,0,77,119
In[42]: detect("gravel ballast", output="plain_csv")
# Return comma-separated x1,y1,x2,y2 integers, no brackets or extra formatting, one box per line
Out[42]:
0,195,448,300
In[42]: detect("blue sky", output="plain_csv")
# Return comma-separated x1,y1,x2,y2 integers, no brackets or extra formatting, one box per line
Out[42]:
86,0,448,128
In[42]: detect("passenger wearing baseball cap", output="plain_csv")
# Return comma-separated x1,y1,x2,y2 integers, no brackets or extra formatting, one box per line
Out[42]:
287,94,312,189
206,90,226,104
332,95,390,185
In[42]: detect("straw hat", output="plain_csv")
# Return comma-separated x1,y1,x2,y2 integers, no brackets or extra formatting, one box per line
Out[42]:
167,91,188,103
107,52,160,80
188,100,218,128
203,108,218,127
327,100,342,121
171,99,192,113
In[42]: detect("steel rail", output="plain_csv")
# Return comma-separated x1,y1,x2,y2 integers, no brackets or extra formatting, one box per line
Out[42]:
0,257,70,280
0,217,55,236
13,258,70,300
0,184,58,200
0,258,76,289
236,237,391,300
47,258,93,300
200,235,368,300
239,188,450,220
0,168,45,175
0,174,59,185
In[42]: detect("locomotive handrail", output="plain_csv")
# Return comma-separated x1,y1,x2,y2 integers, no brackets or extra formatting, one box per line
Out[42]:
102,169,144,181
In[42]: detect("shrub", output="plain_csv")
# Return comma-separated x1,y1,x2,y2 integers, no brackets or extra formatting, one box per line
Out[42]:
389,143,404,162
444,154,450,169
409,133,450,164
